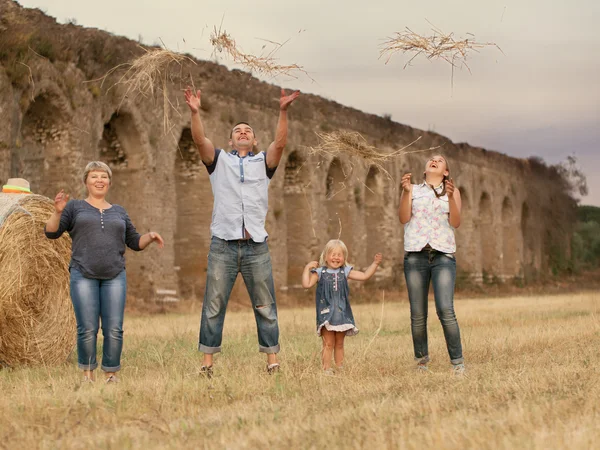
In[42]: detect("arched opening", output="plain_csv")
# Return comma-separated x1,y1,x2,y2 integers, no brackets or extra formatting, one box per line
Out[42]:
1,141,9,187
365,166,385,264
502,197,518,278
283,151,313,287
173,128,213,299
17,92,70,195
325,158,353,253
479,192,495,281
455,187,474,274
521,202,535,277
98,111,148,294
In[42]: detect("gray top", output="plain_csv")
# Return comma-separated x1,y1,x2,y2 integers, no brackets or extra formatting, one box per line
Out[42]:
45,199,142,280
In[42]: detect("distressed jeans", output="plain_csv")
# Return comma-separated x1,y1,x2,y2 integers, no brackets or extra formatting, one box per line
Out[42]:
69,268,127,371
404,249,464,365
199,237,280,354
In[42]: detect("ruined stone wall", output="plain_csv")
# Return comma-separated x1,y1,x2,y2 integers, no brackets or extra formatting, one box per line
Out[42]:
0,0,576,301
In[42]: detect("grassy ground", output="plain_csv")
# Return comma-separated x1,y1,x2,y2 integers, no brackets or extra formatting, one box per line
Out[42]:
1,291,599,449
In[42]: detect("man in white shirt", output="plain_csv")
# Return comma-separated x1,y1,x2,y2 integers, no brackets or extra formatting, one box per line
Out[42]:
185,86,300,375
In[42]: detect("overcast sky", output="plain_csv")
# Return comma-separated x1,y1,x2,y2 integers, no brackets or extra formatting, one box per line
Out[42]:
16,0,600,206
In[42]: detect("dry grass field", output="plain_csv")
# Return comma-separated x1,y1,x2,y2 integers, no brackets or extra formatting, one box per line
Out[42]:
1,291,598,449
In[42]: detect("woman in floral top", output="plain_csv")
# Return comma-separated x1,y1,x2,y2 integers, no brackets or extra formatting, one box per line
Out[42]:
398,155,465,375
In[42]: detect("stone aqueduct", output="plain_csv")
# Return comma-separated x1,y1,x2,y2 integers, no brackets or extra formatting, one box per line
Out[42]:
0,2,573,301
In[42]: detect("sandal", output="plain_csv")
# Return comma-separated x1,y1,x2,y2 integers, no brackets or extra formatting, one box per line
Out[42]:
200,365,213,379
267,363,280,375
105,374,119,384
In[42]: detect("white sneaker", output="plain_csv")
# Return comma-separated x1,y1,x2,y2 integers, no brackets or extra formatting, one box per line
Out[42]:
452,364,466,376
416,362,429,373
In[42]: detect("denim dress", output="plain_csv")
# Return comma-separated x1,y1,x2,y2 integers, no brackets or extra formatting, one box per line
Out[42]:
312,266,358,336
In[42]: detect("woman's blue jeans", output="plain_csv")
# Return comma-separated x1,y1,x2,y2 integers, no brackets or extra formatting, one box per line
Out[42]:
199,237,280,354
69,268,127,371
404,249,464,365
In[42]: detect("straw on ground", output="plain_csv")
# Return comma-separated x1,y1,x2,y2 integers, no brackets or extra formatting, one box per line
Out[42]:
0,292,598,448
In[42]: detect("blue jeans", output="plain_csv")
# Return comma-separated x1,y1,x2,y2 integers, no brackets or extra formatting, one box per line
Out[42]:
69,268,127,371
199,237,280,354
404,249,464,365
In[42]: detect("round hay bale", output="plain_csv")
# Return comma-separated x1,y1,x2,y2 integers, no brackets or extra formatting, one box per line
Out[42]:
0,193,75,367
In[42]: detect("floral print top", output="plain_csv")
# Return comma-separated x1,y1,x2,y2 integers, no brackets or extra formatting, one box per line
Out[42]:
404,182,456,253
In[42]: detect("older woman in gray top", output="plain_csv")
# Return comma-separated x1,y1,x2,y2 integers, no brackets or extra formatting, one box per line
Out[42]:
45,161,164,383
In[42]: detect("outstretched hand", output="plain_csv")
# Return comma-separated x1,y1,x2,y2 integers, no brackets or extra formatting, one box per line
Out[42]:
149,231,165,249
54,190,69,213
445,178,455,198
373,253,383,265
184,87,202,114
306,260,319,271
280,88,300,111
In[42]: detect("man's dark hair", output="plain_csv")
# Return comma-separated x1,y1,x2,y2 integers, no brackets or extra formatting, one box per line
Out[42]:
230,122,255,138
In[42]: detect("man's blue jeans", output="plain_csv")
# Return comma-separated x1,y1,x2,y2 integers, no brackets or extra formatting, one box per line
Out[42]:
404,249,464,365
199,237,280,354
69,268,127,371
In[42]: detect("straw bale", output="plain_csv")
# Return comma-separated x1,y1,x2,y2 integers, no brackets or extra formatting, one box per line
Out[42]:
0,193,74,367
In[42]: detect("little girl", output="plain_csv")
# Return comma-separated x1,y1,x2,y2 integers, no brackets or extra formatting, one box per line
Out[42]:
302,239,382,373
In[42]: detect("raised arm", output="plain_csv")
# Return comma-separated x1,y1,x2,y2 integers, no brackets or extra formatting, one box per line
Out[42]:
398,173,413,224
266,88,300,169
45,190,71,238
347,253,383,281
302,260,319,289
185,87,215,165
445,178,462,228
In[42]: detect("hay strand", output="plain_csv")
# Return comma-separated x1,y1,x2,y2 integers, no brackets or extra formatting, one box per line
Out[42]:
90,44,197,135
210,25,312,80
308,130,441,182
380,21,503,86
363,290,385,357
0,194,75,367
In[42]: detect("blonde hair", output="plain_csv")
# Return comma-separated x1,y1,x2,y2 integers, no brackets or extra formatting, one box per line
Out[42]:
318,239,351,267
83,161,112,184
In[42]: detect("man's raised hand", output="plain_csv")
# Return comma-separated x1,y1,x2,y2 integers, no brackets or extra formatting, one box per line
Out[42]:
184,87,202,114
280,89,300,111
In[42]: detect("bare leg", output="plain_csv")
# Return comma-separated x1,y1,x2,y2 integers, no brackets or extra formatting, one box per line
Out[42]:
334,332,346,368
83,370,94,381
202,353,213,367
267,353,278,366
321,329,335,370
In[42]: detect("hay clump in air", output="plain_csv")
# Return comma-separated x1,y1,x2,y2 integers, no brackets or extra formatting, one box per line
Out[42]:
93,45,197,134
210,26,312,80
380,22,502,74
0,193,75,367
308,130,436,180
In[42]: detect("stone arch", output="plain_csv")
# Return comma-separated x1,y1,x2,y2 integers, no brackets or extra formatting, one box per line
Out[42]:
521,202,535,277
325,158,353,253
455,186,474,274
98,110,149,294
283,150,313,287
501,196,519,278
365,166,385,263
17,91,71,195
479,192,495,281
173,128,213,299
